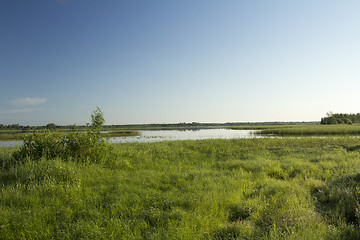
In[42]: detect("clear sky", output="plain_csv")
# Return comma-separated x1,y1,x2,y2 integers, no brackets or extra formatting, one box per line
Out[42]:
1,0,360,125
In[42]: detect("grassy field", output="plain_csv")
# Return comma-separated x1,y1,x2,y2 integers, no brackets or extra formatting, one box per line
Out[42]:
232,124,360,136
2,137,360,239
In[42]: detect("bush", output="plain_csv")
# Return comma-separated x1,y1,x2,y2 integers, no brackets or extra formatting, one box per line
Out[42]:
13,107,111,163
13,131,65,161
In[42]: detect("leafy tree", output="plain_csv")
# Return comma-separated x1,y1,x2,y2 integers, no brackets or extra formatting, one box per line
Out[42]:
321,113,358,125
337,119,344,124
46,123,56,130
90,106,105,130
344,119,353,125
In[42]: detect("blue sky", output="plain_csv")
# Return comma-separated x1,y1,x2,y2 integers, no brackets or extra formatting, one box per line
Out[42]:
1,0,360,125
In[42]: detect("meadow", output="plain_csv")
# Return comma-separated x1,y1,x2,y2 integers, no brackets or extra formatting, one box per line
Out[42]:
2,136,360,239
232,124,360,136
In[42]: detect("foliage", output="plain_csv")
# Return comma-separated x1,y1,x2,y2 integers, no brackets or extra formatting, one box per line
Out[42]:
13,107,111,163
2,137,360,239
321,112,360,125
46,123,56,130
90,106,105,130
249,124,360,136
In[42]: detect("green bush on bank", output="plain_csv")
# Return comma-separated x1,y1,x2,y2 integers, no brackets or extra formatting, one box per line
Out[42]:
13,107,111,163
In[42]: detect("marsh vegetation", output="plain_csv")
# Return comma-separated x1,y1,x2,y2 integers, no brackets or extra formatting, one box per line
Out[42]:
252,124,360,136
2,137,360,238
2,110,360,239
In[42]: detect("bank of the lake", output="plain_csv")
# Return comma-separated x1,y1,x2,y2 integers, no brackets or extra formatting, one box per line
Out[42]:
232,124,360,136
5,124,360,147
1,137,360,239
0,130,141,147
0,130,140,140
0,129,257,147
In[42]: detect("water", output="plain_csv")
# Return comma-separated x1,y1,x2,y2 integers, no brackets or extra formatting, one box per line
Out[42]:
0,140,23,148
0,129,257,147
110,129,257,143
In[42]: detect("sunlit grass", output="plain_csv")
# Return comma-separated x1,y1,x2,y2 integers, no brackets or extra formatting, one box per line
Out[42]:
233,124,360,136
2,137,360,239
0,130,140,141
106,130,141,137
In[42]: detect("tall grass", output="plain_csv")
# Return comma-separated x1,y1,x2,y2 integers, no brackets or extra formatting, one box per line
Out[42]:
1,137,360,239
233,124,360,136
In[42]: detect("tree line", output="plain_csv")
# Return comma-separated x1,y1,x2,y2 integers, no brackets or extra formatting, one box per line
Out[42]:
321,112,360,125
0,123,74,131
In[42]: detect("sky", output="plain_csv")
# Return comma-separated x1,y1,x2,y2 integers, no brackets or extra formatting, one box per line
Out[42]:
1,0,360,125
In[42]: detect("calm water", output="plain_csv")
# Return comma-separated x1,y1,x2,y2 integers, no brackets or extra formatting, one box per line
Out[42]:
0,140,23,148
110,129,257,143
0,129,257,147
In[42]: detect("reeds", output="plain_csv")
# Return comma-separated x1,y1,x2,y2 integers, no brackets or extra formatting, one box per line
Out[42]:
254,124,360,136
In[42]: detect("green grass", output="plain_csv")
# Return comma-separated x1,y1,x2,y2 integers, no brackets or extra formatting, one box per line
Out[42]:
0,132,29,140
2,137,360,239
233,124,360,136
106,130,141,137
0,130,140,140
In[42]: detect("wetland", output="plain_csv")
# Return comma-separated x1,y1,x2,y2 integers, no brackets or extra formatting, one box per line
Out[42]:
2,116,360,239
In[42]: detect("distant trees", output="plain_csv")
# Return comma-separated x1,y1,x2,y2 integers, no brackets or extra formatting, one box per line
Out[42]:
321,112,360,125
46,123,56,130
0,124,30,130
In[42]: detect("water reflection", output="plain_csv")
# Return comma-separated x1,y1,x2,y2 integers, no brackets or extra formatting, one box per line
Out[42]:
110,129,257,143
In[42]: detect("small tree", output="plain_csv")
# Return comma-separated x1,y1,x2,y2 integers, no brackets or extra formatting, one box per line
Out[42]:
90,106,105,130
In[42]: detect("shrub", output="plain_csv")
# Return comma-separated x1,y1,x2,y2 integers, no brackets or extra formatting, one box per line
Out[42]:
13,107,111,163
13,131,65,161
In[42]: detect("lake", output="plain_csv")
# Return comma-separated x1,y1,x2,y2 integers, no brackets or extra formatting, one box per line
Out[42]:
110,129,257,143
0,129,257,147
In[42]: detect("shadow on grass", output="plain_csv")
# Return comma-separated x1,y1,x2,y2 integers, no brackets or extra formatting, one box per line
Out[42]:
312,173,360,239
345,144,360,152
